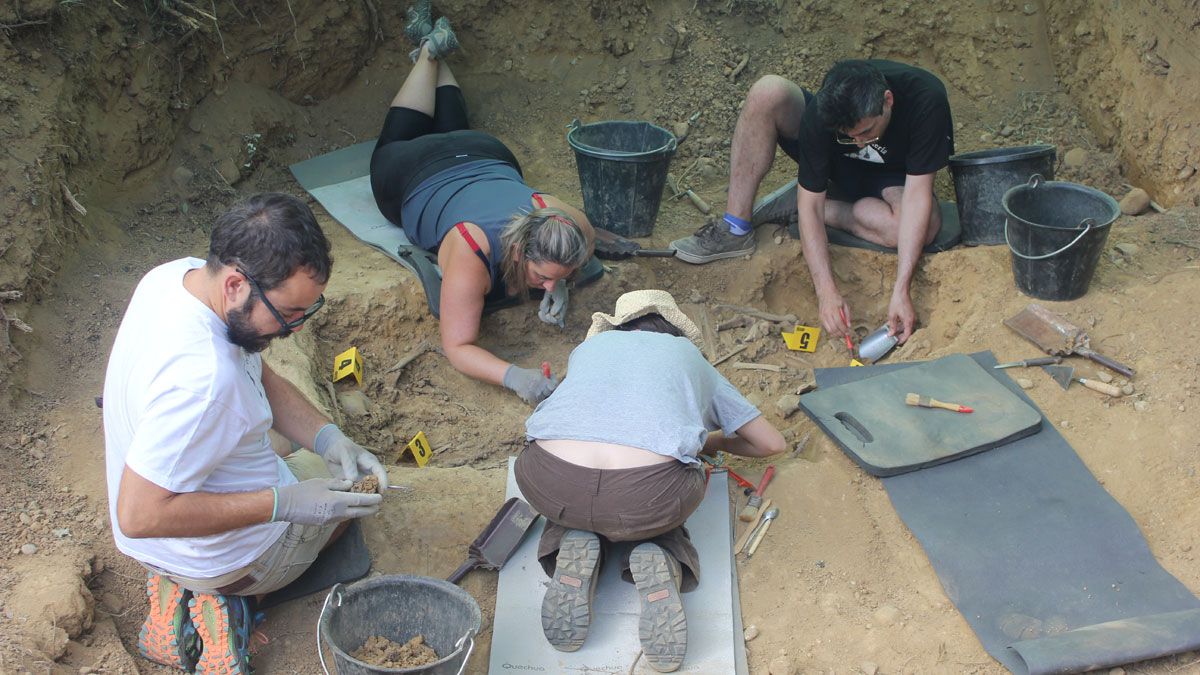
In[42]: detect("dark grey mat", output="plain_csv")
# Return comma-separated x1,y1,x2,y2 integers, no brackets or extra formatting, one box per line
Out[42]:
258,521,370,611
800,353,1042,476
811,352,1200,674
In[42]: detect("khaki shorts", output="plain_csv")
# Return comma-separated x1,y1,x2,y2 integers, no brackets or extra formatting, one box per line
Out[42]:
151,450,339,596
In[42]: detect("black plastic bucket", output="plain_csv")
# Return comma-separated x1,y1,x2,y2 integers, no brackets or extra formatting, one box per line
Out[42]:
318,575,481,674
949,144,1056,245
1004,175,1120,301
566,119,677,238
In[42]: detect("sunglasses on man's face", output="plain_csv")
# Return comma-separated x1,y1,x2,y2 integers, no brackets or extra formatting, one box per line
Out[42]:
237,268,325,333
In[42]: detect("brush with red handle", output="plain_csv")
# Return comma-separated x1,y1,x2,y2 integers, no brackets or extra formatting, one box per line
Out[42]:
905,392,973,414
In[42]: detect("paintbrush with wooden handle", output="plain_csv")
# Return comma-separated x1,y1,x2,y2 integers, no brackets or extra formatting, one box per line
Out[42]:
905,392,973,414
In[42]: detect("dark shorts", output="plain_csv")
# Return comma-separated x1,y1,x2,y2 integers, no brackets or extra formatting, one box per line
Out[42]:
777,89,906,203
370,85,522,224
514,441,705,592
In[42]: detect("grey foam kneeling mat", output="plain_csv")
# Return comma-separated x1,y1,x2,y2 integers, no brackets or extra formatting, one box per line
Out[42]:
800,353,1042,476
814,352,1200,674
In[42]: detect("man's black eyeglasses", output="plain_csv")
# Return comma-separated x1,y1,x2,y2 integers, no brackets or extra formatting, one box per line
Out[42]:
238,268,325,333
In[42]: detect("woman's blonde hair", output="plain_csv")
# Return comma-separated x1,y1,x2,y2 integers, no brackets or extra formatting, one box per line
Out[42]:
499,207,590,295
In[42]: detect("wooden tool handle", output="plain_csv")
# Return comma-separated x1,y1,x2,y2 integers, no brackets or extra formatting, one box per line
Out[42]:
753,465,775,497
747,517,774,557
686,190,712,214
734,498,771,554
1077,377,1122,397
905,393,973,413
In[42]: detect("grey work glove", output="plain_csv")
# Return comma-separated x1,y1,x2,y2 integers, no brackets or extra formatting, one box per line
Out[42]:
272,478,382,525
538,283,569,328
502,364,560,404
314,424,389,486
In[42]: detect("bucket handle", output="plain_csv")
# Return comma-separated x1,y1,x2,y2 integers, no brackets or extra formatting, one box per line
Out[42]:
1027,173,1043,189
564,118,678,154
451,631,476,675
317,583,345,675
1005,217,1095,260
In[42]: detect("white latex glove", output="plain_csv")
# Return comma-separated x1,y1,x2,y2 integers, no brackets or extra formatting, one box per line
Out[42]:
538,283,569,328
313,424,389,485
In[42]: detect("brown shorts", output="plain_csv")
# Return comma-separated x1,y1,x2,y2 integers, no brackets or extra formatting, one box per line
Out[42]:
514,441,706,592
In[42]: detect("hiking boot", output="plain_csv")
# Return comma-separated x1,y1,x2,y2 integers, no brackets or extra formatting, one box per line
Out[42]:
189,592,254,674
403,0,433,46
630,543,687,673
541,529,602,652
411,16,460,62
751,179,799,228
670,219,755,264
137,573,200,671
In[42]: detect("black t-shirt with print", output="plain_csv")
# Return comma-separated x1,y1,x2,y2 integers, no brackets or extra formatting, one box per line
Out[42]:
794,60,954,194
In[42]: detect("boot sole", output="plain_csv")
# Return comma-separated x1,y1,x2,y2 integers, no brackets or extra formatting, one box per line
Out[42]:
669,240,755,265
541,530,601,652
138,574,198,670
630,544,687,672
189,593,252,674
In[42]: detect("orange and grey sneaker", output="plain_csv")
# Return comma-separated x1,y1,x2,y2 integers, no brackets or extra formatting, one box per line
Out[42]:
189,592,254,674
137,573,200,670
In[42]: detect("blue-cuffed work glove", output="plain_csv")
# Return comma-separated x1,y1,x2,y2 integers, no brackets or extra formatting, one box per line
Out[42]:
314,424,389,486
502,364,560,404
538,283,569,328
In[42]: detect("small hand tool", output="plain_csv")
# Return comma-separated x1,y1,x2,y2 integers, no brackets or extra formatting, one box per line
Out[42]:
746,507,779,558
698,454,756,490
738,465,775,522
905,392,973,413
734,497,772,554
993,356,1062,369
1004,303,1135,377
1042,364,1123,397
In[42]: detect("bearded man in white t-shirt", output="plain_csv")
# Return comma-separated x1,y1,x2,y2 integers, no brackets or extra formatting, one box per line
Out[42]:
103,193,388,674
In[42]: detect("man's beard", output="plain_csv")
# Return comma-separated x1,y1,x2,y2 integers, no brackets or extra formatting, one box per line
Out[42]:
226,297,289,353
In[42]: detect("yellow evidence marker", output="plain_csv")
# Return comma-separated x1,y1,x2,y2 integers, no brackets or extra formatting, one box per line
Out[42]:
850,359,865,367
403,431,433,467
782,325,821,352
333,346,364,385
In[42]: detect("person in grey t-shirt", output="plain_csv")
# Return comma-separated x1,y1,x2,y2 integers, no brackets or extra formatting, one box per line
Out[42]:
515,290,785,672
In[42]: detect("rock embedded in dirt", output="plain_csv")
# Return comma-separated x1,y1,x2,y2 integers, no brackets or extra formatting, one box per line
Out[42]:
338,390,372,417
1119,188,1151,215
1122,383,1135,396
351,475,380,494
216,157,241,186
1097,371,1114,383
1134,401,1149,412
1114,242,1138,257
1017,377,1034,389
21,543,38,555
862,662,880,675
774,394,801,416
768,655,793,674
1065,147,1094,166
873,604,902,626
743,624,759,641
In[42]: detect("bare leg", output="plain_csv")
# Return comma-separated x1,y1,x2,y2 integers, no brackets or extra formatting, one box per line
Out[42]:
437,59,459,89
388,43,439,114
826,186,941,247
725,75,808,221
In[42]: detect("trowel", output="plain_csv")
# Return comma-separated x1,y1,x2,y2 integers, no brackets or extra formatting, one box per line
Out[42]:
1004,304,1135,377
447,497,540,584
1042,364,1123,397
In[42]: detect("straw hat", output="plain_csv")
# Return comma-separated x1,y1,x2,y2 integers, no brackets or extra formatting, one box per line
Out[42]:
587,289,704,350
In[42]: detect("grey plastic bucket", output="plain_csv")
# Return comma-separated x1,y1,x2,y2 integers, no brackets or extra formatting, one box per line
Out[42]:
566,119,677,238
949,144,1056,245
318,575,481,675
1004,175,1120,301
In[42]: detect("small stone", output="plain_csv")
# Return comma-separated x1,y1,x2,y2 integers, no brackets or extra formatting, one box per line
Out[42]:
1121,383,1135,396
1063,147,1089,168
873,604,901,626
19,513,31,526
862,662,880,675
743,624,759,641
999,125,1016,137
774,235,784,245
1114,242,1139,257
1060,420,1070,428
1134,401,1149,412
20,543,37,555
351,475,380,494
768,655,792,675
1097,371,1113,383
216,157,241,185
502,58,513,71
52,528,71,539
337,390,372,417
672,121,690,141
1177,166,1195,181
80,667,95,674
1119,188,1151,215
172,166,194,188
1109,668,1126,675
979,132,994,144
1017,377,1034,389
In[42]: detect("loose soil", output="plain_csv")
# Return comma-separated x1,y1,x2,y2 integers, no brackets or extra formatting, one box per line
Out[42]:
351,634,440,669
0,1,1198,674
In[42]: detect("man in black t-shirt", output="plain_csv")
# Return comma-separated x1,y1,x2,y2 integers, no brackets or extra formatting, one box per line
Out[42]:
671,60,954,343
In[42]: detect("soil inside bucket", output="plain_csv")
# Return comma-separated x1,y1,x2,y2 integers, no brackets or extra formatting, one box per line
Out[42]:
351,635,440,669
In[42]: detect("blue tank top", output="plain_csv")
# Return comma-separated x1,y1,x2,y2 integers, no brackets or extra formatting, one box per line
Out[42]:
400,160,536,299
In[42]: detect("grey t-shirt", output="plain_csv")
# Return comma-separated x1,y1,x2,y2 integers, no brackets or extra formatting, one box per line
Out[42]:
525,331,762,465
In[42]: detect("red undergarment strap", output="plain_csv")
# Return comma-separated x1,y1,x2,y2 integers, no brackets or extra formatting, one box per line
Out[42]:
455,222,491,271
532,193,547,209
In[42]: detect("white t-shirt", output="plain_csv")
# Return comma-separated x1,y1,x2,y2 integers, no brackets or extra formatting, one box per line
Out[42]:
103,257,294,578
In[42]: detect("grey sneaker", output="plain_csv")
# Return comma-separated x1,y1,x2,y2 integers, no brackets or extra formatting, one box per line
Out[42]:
403,0,432,46
751,179,799,227
670,219,755,264
541,530,602,652
630,543,687,672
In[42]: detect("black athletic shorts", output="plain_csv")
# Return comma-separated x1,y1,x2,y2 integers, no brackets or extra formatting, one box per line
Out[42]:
370,85,522,225
776,89,905,203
